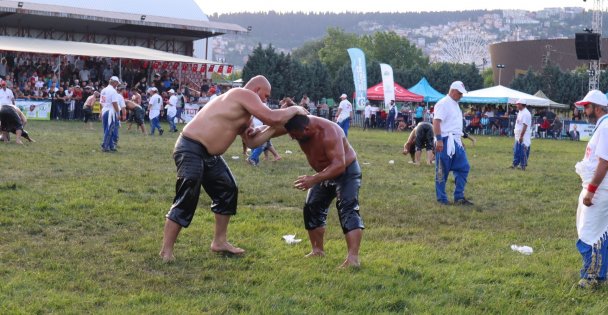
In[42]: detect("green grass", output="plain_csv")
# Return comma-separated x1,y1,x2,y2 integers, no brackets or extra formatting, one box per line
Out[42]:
0,120,607,314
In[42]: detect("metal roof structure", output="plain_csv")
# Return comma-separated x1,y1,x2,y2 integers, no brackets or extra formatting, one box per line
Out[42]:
0,0,247,42
0,35,221,64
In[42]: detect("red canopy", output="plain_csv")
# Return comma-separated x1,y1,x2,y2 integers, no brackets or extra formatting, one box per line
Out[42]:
367,82,424,102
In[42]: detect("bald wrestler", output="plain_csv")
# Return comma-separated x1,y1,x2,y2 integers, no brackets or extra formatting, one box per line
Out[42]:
159,75,307,262
284,115,364,268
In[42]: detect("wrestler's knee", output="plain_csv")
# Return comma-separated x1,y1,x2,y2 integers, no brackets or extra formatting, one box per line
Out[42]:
166,207,193,228
303,203,328,230
337,199,365,234
167,177,200,227
210,183,238,216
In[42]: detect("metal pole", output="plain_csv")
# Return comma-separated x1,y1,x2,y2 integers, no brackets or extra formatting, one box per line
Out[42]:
119,58,122,81
498,69,502,86
178,62,182,90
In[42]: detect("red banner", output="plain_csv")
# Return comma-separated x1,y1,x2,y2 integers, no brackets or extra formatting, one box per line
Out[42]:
152,61,160,69
191,64,198,72
200,64,207,73
217,65,224,73
227,65,233,74
172,62,179,70
181,63,188,71
161,62,169,70
208,64,215,72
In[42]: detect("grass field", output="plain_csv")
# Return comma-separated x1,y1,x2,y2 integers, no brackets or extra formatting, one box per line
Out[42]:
1,120,608,314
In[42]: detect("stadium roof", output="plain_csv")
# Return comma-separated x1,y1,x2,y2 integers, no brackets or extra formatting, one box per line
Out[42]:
0,0,247,40
0,36,221,64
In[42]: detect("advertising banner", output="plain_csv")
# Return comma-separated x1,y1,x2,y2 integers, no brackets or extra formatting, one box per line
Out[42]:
569,123,594,141
15,99,51,120
380,63,395,107
347,48,368,111
182,103,200,123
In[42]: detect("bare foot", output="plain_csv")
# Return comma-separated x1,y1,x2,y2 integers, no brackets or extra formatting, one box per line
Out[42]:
338,257,360,269
273,156,282,161
305,250,325,258
15,139,23,145
159,252,175,263
211,242,245,255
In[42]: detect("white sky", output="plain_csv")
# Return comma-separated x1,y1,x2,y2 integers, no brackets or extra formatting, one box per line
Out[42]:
199,0,594,15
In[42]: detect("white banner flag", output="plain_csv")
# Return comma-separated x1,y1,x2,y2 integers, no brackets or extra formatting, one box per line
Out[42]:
380,63,395,107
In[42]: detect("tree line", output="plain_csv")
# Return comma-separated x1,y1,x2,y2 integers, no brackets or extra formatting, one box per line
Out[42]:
243,28,484,104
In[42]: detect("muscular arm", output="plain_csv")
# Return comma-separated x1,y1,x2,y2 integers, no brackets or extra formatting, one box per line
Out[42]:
13,105,27,126
403,129,416,153
238,90,306,126
433,118,443,152
295,131,346,190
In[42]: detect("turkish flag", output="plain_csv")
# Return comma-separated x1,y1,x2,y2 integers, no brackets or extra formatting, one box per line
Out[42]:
200,64,207,73
227,65,233,74
217,65,224,73
181,63,188,71
191,64,198,72
208,64,215,72
152,61,160,69
161,62,169,70
172,62,179,70
142,61,149,69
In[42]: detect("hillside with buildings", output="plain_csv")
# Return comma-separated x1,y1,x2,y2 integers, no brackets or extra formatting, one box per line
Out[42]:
210,7,592,69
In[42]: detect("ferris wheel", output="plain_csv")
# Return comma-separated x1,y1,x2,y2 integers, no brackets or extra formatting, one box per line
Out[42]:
438,31,488,66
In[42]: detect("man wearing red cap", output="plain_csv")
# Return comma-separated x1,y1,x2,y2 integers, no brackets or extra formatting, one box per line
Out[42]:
574,89,608,288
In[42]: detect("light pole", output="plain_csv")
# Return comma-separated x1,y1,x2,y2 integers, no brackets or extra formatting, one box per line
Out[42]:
496,64,505,86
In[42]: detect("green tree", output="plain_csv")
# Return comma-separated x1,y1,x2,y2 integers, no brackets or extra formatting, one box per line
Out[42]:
482,68,494,87
318,28,359,76
292,39,324,65
510,69,540,94
360,31,429,71
307,60,332,102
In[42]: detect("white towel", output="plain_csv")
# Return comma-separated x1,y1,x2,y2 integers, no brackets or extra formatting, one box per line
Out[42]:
445,133,462,158
577,188,608,246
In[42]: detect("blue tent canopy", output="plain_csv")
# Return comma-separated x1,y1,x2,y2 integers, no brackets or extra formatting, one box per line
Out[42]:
408,77,445,103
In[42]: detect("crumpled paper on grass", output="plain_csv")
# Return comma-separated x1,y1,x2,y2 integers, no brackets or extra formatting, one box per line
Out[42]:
282,234,302,245
510,244,533,255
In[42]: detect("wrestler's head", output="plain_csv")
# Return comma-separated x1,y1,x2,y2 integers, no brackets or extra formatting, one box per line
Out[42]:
284,114,312,143
244,75,271,103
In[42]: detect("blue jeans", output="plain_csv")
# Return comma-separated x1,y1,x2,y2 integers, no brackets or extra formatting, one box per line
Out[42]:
167,115,176,131
248,145,265,165
577,238,608,281
113,115,120,147
150,116,163,135
512,141,530,168
435,137,470,204
338,118,350,137
101,111,116,151
386,117,395,131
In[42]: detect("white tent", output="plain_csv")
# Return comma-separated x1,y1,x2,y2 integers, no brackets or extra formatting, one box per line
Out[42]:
533,90,570,109
462,85,550,106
